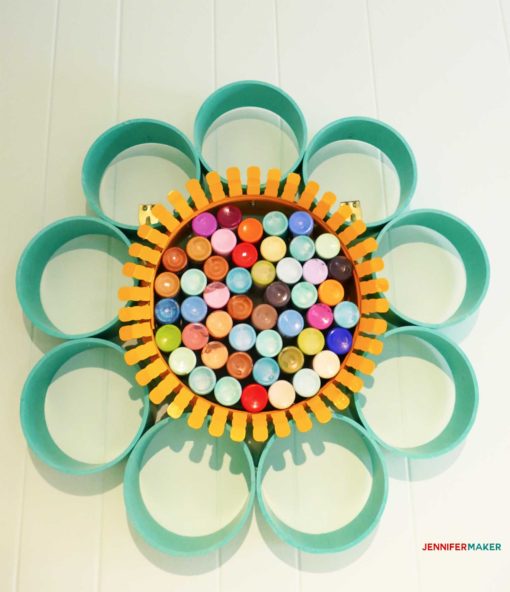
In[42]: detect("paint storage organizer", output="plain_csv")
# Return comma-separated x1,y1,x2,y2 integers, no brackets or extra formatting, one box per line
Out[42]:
16,80,489,555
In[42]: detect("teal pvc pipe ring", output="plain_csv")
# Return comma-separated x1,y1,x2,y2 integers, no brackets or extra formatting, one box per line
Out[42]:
16,216,131,340
20,339,150,474
124,416,256,556
354,326,478,458
82,119,201,232
302,117,417,229
376,209,490,328
194,80,308,185
257,415,388,553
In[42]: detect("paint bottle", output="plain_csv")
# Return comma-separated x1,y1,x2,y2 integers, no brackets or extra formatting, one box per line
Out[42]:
302,258,328,285
226,352,253,380
203,281,230,309
155,298,180,325
312,350,340,379
318,279,344,307
264,281,291,308
277,309,304,338
203,255,229,282
228,323,257,352
241,384,268,412
186,236,212,263
181,296,208,323
181,322,209,350
188,366,216,395
333,301,360,328
251,260,276,288
169,347,197,376
297,327,325,356
277,346,304,374
291,281,318,309
315,233,341,259
201,341,229,370
162,246,187,273
205,310,233,339
217,204,242,230
251,303,278,331
253,357,280,386
288,211,313,236
276,257,303,285
263,211,288,237
260,236,287,262
226,267,253,294
211,228,237,256
256,329,283,358
227,295,254,321
289,235,315,262
293,368,321,398
191,212,218,237
328,256,353,282
268,380,296,409
306,303,334,330
181,268,207,296
155,324,181,353
326,327,353,355
214,376,242,406
232,242,258,268
238,217,263,243
154,271,180,298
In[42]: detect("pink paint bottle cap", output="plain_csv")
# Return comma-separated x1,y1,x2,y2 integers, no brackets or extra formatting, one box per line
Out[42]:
211,228,237,256
203,281,230,309
302,258,329,285
306,303,334,330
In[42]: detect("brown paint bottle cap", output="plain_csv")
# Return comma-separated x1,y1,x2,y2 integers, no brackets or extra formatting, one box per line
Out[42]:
203,255,229,281
264,281,291,308
227,295,254,321
251,303,278,330
227,351,253,380
162,247,188,272
154,271,180,298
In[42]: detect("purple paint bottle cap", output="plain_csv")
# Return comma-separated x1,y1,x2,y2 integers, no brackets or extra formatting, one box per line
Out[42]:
306,303,334,330
302,258,328,285
326,327,353,355
191,212,218,237
211,228,237,256
217,204,242,230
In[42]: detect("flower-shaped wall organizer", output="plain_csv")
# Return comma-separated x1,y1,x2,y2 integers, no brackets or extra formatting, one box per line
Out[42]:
16,80,489,556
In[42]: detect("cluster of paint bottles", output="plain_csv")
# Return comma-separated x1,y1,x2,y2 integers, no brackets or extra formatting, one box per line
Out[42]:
153,204,360,413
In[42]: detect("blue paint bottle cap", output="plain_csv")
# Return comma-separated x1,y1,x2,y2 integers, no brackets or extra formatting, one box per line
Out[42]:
253,357,281,386
288,211,313,236
181,296,208,323
154,298,180,325
226,267,253,294
228,323,257,352
326,327,353,355
277,309,304,338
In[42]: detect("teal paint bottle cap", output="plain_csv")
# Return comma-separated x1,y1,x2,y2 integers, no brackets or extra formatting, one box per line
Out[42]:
253,357,280,386
263,211,289,237
180,269,207,296
256,330,283,358
188,366,216,395
214,376,242,406
291,281,318,309
289,235,315,262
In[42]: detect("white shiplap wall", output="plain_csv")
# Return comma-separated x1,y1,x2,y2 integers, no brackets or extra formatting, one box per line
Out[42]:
1,1,509,590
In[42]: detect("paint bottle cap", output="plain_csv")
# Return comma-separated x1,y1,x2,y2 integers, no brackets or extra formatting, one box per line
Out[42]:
169,347,197,376
264,281,291,308
251,260,276,288
191,212,218,237
334,301,360,329
186,236,212,263
318,279,345,306
205,310,233,338
288,211,313,236
227,352,253,380
228,323,257,351
226,267,253,294
238,217,263,243
201,340,229,369
315,233,341,259
277,309,304,338
328,256,353,282
306,303,334,330
253,357,280,386
312,350,340,379
289,235,315,261
276,257,303,284
256,329,283,358
181,322,209,350
241,384,268,413
251,303,278,331
227,295,254,321
291,281,318,309
260,236,287,262
181,296,207,323
293,368,321,398
203,255,229,281
263,211,289,237
211,228,237,256
232,242,258,268
326,327,353,355
188,365,216,395
217,204,242,230
180,268,207,296
302,258,329,285
155,324,181,352
297,327,325,356
277,346,304,374
214,376,242,406
155,298,180,325
162,246,187,273
268,380,296,409
154,271,180,298
203,281,230,309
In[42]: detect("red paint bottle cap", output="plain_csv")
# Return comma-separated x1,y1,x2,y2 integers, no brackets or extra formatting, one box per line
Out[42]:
241,384,268,413
232,242,258,268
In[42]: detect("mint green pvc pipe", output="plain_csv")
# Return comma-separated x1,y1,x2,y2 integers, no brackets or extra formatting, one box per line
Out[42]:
124,416,256,556
194,80,307,186
257,415,388,553
302,117,417,229
16,216,131,340
354,326,478,458
82,119,201,232
20,339,150,474
376,209,490,328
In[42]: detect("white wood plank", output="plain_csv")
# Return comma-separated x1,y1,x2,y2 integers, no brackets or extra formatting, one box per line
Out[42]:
368,0,510,590
0,1,59,590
